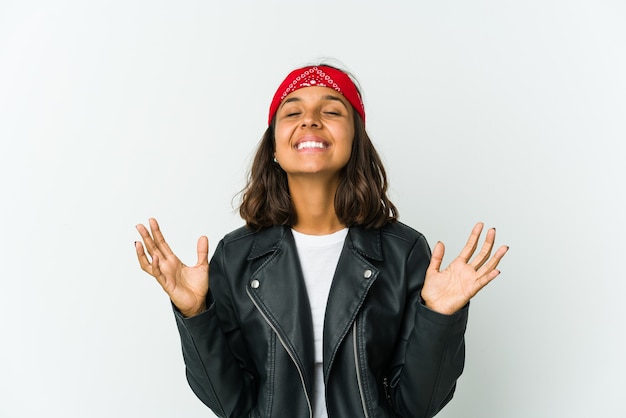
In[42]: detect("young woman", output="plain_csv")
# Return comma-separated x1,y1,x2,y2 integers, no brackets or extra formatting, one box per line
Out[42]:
135,65,508,418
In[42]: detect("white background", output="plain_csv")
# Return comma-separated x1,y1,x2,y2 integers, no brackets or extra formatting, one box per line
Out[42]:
1,1,625,417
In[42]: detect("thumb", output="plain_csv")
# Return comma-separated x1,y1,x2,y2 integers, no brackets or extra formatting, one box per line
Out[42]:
427,241,445,274
196,236,209,266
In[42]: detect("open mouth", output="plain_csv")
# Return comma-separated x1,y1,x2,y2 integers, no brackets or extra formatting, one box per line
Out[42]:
295,141,328,150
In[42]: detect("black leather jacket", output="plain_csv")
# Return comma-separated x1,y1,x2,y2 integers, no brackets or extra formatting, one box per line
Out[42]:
174,222,468,418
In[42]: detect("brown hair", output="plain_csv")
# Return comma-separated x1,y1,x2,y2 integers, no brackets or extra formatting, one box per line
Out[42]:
238,113,398,231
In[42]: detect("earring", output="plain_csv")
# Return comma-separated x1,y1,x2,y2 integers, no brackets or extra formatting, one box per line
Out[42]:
273,156,278,163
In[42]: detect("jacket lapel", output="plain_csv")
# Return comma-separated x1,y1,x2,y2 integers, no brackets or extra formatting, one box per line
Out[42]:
246,226,315,393
323,226,383,379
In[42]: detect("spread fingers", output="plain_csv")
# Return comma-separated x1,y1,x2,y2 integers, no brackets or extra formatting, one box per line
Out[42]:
135,240,154,274
148,218,174,259
476,245,509,278
469,227,496,270
458,222,484,263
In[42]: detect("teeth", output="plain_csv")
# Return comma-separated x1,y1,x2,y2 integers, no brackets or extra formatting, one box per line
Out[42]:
296,141,326,150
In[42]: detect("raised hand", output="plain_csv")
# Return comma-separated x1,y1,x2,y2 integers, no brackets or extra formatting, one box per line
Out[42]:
135,218,209,317
421,222,509,315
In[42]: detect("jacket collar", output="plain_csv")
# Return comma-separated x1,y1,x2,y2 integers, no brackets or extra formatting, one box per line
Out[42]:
247,225,383,262
247,225,286,260
347,225,383,261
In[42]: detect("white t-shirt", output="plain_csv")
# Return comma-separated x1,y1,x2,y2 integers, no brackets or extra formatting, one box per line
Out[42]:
291,228,348,418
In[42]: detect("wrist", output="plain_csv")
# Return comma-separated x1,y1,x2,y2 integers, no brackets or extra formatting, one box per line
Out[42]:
420,296,457,316
179,302,207,318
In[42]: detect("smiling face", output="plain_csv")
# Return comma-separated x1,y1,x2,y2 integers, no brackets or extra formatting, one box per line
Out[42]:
273,86,355,180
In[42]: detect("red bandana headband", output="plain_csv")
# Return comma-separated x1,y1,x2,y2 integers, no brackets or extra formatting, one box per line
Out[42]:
268,65,366,125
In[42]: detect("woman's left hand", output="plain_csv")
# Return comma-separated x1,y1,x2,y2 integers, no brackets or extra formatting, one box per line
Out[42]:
421,222,509,315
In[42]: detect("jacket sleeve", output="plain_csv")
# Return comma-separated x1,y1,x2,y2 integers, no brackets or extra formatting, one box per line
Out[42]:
173,239,255,418
388,234,469,418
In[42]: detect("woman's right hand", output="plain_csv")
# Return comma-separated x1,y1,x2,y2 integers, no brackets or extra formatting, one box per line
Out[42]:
135,218,209,318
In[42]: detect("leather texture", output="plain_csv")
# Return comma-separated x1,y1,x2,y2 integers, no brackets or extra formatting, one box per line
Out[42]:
174,222,469,418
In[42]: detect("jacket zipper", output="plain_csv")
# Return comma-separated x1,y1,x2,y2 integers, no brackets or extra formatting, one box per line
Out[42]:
247,287,313,418
383,376,392,404
353,319,370,418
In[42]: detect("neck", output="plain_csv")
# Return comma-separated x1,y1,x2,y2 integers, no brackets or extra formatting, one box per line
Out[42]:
288,175,345,235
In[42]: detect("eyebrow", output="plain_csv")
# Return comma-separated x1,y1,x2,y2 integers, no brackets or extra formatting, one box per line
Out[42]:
280,94,349,109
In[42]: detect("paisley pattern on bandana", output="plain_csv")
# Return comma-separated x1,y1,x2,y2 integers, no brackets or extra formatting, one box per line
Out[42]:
279,67,342,100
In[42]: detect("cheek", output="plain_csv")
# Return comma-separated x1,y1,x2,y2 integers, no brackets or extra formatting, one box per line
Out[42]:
273,127,289,149
337,125,355,150
343,131,356,161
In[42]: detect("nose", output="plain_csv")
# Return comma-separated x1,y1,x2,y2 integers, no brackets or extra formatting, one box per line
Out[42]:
301,109,320,128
